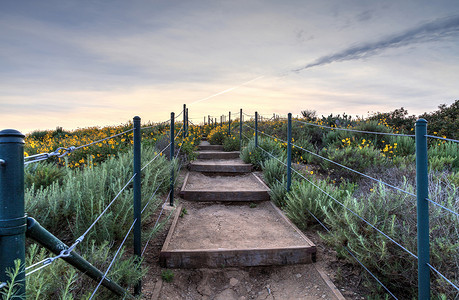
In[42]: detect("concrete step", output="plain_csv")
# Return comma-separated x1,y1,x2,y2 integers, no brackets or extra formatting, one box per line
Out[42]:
198,144,223,151
189,159,252,174
180,172,269,202
197,151,240,159
160,202,317,268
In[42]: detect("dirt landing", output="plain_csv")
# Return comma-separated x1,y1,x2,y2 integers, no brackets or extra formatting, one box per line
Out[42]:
156,264,342,300
168,202,310,250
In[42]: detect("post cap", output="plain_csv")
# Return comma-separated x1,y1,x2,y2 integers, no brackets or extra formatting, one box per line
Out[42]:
416,118,427,123
133,116,141,121
0,129,25,144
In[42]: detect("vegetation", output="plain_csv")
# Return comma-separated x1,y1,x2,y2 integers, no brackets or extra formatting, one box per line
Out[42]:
239,102,458,299
1,121,201,299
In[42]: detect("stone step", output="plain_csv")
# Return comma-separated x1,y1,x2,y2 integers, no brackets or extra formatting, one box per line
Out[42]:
189,159,251,174
198,144,223,151
160,202,317,268
180,172,269,202
197,151,240,160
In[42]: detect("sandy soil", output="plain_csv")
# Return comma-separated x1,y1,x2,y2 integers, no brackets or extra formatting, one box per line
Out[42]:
167,202,310,250
184,172,268,191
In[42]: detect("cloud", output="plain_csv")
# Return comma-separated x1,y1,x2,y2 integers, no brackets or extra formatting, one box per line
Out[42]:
292,15,459,72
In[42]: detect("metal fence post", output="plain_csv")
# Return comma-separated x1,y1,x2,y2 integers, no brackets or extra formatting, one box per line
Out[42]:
239,109,242,148
255,112,258,148
0,129,26,297
183,104,186,139
133,117,142,295
170,113,175,206
415,118,430,299
228,112,231,136
287,113,292,192
186,108,189,137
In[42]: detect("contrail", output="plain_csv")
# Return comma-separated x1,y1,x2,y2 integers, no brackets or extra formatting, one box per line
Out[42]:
292,15,459,72
188,75,265,106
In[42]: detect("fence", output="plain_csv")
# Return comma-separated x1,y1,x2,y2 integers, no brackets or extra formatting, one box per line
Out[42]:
235,110,458,299
0,105,191,298
1,106,458,299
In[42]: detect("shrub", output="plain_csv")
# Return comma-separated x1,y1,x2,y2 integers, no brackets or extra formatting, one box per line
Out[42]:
240,137,284,170
319,145,389,182
207,126,226,145
25,162,68,190
223,135,240,151
419,100,458,140
284,179,346,230
388,135,415,157
322,182,418,297
428,141,459,171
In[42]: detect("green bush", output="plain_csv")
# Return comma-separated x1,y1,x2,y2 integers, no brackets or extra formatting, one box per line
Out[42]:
428,141,459,171
240,137,284,170
419,100,458,140
25,162,68,190
389,135,415,157
284,179,346,230
223,136,240,151
207,126,226,145
319,145,389,181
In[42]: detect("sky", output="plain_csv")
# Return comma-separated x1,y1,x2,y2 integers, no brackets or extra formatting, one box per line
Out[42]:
1,0,459,133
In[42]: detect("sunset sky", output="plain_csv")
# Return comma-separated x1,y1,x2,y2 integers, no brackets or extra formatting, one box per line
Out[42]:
1,0,459,133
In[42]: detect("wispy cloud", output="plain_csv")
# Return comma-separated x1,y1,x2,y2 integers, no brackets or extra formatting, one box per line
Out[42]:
292,15,459,72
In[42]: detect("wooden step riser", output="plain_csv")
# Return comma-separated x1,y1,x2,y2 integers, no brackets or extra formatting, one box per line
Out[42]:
180,191,270,201
199,145,224,151
197,152,240,159
189,165,252,173
160,247,316,268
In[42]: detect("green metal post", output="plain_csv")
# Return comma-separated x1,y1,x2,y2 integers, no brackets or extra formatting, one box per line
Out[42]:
170,112,175,206
132,116,141,295
228,112,231,136
26,218,130,298
287,113,292,192
0,129,26,298
239,109,242,148
415,118,430,299
255,112,258,148
186,108,189,137
183,104,186,139
208,115,210,126
220,116,223,127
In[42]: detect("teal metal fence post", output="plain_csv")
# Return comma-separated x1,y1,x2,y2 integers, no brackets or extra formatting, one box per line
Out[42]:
415,118,430,299
228,112,231,136
132,117,141,295
0,129,26,298
239,109,242,148
170,112,175,206
186,108,189,137
287,113,292,192
255,112,258,148
183,104,186,139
